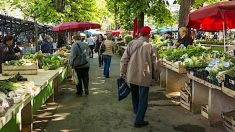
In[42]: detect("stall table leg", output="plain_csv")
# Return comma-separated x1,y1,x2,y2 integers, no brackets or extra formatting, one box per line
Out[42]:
21,102,32,131
208,88,235,126
166,69,187,94
160,66,166,89
192,81,209,114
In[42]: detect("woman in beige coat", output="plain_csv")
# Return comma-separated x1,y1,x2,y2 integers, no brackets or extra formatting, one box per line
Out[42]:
102,34,114,78
120,26,158,128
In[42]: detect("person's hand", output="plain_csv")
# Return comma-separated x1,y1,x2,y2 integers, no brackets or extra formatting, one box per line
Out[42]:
120,73,126,79
15,53,21,56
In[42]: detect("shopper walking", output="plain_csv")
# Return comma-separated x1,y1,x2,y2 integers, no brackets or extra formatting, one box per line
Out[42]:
120,26,158,128
87,35,95,58
102,34,114,78
70,35,91,96
95,34,104,67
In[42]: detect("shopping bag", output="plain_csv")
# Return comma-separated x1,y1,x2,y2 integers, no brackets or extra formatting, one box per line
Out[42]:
117,78,130,101
72,69,79,85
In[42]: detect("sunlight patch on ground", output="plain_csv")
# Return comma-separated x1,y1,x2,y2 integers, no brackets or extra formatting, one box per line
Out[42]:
51,113,71,121
92,90,111,95
60,129,81,132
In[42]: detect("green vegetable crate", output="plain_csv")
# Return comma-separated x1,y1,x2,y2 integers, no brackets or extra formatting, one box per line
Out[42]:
162,59,186,74
2,62,38,76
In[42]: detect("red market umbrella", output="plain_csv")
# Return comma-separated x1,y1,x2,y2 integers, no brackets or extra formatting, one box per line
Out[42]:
112,30,120,35
52,21,101,32
186,1,235,51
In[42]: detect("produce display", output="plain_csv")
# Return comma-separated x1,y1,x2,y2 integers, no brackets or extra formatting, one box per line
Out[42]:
22,51,68,70
42,54,66,70
4,59,36,66
196,39,225,45
0,74,37,117
160,45,235,86
160,45,210,62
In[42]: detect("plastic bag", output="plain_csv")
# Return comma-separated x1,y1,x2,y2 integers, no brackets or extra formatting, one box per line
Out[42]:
117,78,130,101
72,69,79,85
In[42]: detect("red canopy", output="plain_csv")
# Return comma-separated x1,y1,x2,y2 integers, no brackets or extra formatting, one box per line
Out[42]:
112,30,120,35
186,1,235,31
52,21,101,32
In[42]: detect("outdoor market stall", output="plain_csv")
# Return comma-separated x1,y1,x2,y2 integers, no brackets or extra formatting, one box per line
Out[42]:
185,1,235,131
0,51,69,131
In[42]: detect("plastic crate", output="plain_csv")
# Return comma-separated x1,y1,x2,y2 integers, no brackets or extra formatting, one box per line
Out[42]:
225,74,235,90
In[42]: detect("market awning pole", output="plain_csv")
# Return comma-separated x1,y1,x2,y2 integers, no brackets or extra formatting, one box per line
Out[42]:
223,21,226,52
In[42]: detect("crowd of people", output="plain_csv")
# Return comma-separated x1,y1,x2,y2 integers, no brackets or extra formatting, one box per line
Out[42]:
70,33,115,96
1,26,229,128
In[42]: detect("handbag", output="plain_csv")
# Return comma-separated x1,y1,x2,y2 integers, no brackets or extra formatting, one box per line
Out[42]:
71,69,79,85
117,78,130,101
72,43,88,68
99,41,105,54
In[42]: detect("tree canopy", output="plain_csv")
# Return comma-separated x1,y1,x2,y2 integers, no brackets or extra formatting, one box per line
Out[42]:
106,0,173,30
0,0,109,24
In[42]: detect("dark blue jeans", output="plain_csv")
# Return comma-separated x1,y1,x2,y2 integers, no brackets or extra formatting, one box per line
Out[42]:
103,55,112,78
130,84,149,124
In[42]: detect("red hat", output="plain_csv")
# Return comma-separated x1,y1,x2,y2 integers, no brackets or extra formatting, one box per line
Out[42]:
140,26,151,36
4,35,13,42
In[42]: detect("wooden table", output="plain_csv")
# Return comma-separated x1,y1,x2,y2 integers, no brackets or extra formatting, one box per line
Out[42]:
161,60,187,96
188,73,235,126
0,67,68,131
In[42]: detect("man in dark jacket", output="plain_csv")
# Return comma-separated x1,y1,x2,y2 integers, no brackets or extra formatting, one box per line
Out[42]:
41,36,53,54
0,35,21,73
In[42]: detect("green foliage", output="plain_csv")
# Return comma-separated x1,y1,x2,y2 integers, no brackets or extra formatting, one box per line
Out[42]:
160,45,210,62
1,0,109,24
106,0,174,30
193,0,227,8
124,36,133,44
42,54,65,70
116,41,125,46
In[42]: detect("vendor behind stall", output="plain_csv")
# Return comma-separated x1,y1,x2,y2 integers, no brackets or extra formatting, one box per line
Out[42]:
177,27,193,48
0,35,21,73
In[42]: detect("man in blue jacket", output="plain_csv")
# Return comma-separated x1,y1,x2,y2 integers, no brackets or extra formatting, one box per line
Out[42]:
41,36,53,54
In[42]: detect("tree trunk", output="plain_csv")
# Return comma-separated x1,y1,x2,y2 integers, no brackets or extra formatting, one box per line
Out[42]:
137,12,145,33
178,0,194,28
56,0,65,12
114,0,118,30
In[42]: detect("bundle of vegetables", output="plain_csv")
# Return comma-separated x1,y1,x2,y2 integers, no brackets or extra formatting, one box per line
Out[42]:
0,92,14,117
4,60,24,66
160,48,187,61
186,45,210,58
183,55,211,69
224,66,235,78
42,54,65,70
23,51,44,61
116,41,125,46
160,45,210,62
0,81,20,91
7,73,28,82
206,59,233,82
196,39,225,45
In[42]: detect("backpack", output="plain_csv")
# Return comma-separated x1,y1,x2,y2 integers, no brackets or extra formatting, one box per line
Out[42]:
72,43,88,68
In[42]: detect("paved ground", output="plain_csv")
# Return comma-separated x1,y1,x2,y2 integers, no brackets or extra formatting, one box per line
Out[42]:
34,54,225,132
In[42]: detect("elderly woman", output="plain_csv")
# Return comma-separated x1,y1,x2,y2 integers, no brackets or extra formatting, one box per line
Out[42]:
177,27,193,48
